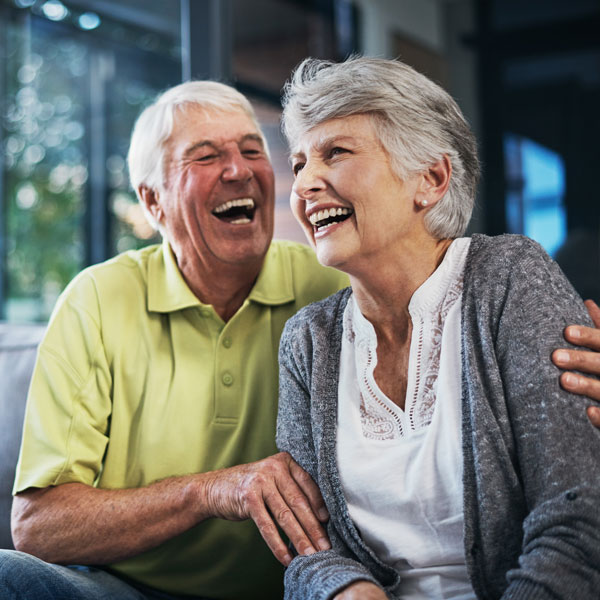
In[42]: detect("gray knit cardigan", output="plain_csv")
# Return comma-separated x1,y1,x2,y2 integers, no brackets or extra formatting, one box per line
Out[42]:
276,234,600,600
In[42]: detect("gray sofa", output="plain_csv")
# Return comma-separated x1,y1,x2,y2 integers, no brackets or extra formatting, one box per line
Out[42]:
0,322,46,550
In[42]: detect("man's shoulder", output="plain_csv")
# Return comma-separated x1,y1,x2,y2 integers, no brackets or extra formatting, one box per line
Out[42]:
59,244,160,308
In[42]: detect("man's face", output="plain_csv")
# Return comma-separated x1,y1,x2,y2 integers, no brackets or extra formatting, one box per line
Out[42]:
154,105,275,270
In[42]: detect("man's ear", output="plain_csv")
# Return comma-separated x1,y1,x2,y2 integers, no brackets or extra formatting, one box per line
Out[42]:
415,155,452,208
138,185,163,224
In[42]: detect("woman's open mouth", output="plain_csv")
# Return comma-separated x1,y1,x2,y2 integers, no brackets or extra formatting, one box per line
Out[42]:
309,207,353,231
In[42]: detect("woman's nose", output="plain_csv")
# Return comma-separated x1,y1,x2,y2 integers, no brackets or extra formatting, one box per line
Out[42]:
292,161,325,198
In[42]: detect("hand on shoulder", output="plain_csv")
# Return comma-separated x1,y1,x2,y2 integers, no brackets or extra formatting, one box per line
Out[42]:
552,300,600,425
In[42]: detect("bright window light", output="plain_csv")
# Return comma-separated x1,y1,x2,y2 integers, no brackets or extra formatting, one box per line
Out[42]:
78,12,101,30
41,0,69,21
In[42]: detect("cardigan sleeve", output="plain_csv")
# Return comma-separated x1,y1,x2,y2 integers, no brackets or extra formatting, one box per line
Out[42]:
465,235,600,599
276,318,385,600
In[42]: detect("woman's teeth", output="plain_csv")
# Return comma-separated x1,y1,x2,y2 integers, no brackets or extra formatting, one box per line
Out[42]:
309,207,353,229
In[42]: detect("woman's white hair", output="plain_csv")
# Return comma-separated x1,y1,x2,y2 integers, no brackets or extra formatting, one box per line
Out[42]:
281,56,480,239
127,80,266,229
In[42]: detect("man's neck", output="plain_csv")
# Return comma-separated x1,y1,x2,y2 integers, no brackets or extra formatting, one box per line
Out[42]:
173,246,265,322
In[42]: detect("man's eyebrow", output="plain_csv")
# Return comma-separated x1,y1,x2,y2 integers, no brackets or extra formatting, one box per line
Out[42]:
240,133,265,146
183,134,264,159
183,141,216,159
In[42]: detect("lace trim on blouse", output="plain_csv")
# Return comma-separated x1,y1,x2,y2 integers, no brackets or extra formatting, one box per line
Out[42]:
343,238,469,441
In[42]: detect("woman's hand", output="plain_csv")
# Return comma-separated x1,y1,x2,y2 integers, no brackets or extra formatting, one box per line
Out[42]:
552,300,600,426
333,581,388,600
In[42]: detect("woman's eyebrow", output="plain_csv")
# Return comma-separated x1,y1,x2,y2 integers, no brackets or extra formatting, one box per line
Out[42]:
291,135,358,158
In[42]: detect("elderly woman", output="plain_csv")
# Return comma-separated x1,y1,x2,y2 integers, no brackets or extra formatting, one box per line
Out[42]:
276,57,600,600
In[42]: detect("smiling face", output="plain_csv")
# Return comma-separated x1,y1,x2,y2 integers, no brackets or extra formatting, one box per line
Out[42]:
145,105,275,271
290,114,424,274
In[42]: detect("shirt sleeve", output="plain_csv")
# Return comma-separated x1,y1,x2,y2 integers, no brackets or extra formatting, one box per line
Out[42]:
277,323,384,600
468,236,600,599
13,271,112,493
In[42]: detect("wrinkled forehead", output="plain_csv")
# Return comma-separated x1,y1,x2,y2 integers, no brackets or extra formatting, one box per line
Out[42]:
164,105,268,164
289,113,378,155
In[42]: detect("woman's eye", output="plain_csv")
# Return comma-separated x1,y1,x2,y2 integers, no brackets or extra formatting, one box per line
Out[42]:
330,147,348,157
196,154,217,162
292,162,304,176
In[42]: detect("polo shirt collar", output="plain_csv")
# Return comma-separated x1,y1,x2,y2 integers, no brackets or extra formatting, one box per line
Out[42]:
248,242,295,306
147,240,202,313
148,240,295,313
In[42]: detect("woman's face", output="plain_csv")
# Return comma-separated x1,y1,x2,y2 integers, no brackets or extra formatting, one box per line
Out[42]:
290,114,422,273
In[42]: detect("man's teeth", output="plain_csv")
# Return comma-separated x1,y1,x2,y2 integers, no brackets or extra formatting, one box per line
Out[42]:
308,207,352,226
213,198,255,214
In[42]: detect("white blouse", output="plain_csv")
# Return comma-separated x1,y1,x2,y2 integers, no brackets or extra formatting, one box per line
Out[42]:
337,237,475,599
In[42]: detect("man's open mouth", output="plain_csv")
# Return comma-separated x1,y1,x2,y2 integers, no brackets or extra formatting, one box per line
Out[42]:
212,198,256,224
308,207,353,231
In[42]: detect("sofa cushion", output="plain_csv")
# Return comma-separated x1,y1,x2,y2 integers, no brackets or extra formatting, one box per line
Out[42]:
0,322,45,550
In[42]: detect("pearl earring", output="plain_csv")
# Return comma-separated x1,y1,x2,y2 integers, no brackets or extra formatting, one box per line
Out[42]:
421,200,429,207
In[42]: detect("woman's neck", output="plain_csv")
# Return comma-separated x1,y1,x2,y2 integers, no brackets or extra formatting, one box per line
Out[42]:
351,237,453,339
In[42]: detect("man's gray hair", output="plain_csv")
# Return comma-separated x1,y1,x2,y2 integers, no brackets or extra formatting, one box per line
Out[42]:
281,56,480,239
127,80,266,228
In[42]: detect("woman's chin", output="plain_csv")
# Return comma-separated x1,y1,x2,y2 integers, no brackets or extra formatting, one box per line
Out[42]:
315,246,350,271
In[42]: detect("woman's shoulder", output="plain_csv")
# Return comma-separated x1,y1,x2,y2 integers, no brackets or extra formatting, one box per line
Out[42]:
466,233,557,286
281,287,352,345
469,233,549,266
289,287,351,324
465,233,586,318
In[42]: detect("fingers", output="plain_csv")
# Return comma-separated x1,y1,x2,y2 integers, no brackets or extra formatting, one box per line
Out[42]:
237,453,330,566
585,299,600,329
558,371,600,403
288,457,329,522
562,324,600,352
244,494,294,566
587,406,600,428
265,455,330,553
552,347,600,376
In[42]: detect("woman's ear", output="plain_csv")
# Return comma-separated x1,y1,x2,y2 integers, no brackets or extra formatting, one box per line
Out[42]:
138,185,163,223
415,155,452,209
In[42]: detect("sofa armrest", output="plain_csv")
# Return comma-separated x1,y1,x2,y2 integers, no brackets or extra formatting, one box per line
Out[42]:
0,323,46,550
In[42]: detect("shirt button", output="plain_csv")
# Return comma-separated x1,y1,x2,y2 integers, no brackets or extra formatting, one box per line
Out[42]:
200,309,211,318
222,337,232,348
222,372,234,386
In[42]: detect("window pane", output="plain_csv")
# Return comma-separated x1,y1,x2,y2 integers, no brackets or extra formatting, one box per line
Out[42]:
1,2,181,321
3,15,87,321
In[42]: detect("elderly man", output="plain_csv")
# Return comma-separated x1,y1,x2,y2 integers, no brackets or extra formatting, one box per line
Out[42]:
0,81,347,600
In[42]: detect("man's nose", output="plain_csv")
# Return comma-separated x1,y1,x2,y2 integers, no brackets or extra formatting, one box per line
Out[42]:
221,148,253,182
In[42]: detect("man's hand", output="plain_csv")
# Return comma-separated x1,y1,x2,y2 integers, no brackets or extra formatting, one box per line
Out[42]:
333,581,387,600
204,452,330,566
12,453,329,567
552,300,600,426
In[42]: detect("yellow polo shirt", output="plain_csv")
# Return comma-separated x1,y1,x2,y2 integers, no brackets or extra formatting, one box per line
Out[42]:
14,239,348,599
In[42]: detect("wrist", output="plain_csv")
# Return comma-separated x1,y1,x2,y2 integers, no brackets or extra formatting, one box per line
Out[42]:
183,472,215,522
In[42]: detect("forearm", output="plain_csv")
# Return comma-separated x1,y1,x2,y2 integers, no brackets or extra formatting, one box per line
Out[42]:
11,474,212,564
11,452,329,567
